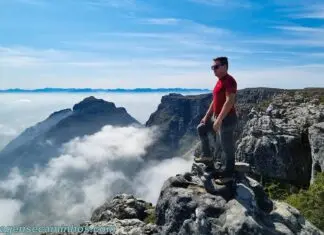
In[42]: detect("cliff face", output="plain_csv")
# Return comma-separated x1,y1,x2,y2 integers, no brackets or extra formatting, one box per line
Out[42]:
145,93,212,160
0,96,140,177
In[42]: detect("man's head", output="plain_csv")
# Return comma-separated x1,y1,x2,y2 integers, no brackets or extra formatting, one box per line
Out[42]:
211,56,228,78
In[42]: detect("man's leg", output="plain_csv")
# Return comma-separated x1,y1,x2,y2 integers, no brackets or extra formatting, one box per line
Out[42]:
195,119,214,162
215,114,237,183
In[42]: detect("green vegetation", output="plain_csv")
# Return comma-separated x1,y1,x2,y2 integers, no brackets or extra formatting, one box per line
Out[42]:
285,173,324,231
264,180,295,201
319,95,324,104
257,99,272,111
144,205,156,224
264,173,324,231
293,89,324,104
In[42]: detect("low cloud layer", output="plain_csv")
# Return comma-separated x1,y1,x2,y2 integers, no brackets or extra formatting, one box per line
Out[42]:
0,125,193,226
134,157,193,204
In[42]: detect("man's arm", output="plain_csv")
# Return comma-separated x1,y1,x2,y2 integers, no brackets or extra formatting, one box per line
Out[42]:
216,92,235,122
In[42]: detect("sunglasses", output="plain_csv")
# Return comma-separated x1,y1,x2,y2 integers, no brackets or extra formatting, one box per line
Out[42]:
211,64,223,70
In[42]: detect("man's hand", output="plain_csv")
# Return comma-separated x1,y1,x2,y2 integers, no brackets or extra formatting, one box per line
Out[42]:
213,118,222,132
200,115,208,124
200,114,209,124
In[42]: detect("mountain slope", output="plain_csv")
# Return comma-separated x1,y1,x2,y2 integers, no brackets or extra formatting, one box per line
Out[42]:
0,96,140,177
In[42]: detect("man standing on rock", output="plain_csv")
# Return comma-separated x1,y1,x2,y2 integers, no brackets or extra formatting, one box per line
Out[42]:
195,56,238,184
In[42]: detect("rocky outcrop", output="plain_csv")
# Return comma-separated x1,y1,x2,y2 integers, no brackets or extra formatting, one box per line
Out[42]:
90,194,153,223
0,96,140,177
236,92,324,186
40,194,159,235
42,162,323,235
234,87,284,140
145,88,284,160
155,162,321,234
308,122,324,183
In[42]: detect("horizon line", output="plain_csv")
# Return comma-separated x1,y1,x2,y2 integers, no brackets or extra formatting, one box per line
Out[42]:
0,87,212,93
0,87,322,93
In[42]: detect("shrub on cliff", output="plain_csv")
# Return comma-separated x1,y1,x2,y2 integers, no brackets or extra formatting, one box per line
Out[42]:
285,172,324,231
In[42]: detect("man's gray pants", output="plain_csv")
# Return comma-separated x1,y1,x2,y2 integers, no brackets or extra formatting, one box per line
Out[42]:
197,112,238,177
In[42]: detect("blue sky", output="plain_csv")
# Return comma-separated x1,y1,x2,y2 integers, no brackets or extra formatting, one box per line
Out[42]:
0,0,324,89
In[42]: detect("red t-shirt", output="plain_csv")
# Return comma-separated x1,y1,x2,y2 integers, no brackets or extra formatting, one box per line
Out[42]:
212,74,237,116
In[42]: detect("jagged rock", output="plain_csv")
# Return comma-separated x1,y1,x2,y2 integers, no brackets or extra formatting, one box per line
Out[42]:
41,194,158,235
236,92,324,186
155,162,322,234
308,122,324,183
0,96,140,177
40,218,158,235
90,194,152,222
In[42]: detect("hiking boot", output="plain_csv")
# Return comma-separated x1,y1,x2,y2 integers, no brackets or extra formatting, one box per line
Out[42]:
194,156,213,163
214,177,234,185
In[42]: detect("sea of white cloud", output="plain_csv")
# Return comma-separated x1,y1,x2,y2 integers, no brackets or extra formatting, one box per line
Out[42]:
0,92,202,226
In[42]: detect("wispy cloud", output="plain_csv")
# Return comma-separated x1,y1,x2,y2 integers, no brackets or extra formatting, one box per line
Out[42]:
272,25,324,34
83,0,136,8
236,64,324,88
289,4,324,19
138,17,229,35
10,0,47,6
0,47,81,68
245,24,324,48
274,2,324,19
0,46,206,69
81,0,152,13
67,18,231,54
188,0,253,8
241,38,324,48
139,18,180,25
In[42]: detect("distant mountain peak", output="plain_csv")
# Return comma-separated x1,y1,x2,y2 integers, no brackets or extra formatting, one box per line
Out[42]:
73,96,116,112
